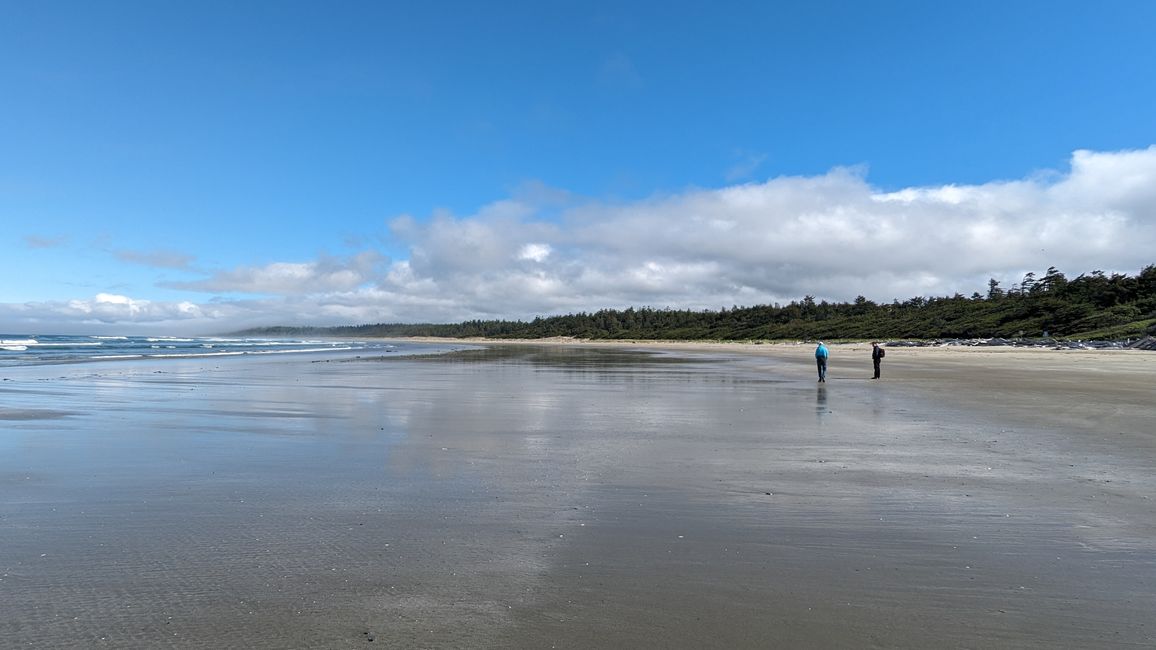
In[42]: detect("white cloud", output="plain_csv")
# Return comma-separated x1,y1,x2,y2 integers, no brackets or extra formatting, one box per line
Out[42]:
164,251,386,295
518,243,552,262
367,146,1156,318
0,293,218,332
3,146,1154,333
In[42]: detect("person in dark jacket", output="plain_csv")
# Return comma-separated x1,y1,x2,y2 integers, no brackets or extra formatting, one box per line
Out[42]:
871,342,885,379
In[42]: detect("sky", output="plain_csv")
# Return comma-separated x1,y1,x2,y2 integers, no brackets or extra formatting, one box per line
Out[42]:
2,0,1155,334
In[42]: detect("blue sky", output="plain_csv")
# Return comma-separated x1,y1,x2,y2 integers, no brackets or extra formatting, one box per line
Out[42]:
3,1,1155,333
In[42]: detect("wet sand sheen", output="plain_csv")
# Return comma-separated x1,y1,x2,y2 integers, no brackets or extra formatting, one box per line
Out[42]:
1,344,1154,648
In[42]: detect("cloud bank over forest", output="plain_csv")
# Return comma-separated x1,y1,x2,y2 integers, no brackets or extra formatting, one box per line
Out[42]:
5,147,1155,334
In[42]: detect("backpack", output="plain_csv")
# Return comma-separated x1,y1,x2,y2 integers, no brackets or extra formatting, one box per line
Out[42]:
878,347,885,358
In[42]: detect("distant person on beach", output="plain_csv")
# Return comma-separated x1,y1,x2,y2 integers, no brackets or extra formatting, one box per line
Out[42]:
871,342,885,379
815,341,829,382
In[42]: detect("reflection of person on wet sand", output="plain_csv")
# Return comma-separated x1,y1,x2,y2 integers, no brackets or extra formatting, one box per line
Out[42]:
816,383,828,417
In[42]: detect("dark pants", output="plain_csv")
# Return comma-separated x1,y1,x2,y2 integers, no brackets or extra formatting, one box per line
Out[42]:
816,358,827,381
873,358,881,378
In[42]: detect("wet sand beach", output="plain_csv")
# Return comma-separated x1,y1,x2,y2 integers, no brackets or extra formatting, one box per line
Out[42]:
2,343,1154,648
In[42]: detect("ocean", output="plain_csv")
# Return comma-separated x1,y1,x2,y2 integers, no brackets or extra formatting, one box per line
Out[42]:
0,333,399,367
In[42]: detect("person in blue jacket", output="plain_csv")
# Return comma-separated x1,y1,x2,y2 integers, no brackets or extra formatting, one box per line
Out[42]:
815,341,829,382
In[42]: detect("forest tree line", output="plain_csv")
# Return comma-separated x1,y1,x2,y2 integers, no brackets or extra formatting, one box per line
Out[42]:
239,265,1156,342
